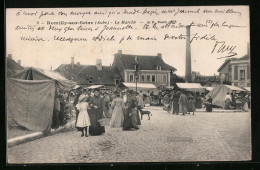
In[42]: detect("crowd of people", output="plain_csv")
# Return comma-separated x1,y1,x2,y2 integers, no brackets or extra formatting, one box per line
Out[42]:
224,91,251,111
160,90,212,115
52,90,74,129
68,88,145,137
51,87,251,137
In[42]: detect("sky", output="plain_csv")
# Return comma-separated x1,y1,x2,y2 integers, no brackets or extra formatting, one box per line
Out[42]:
6,6,249,76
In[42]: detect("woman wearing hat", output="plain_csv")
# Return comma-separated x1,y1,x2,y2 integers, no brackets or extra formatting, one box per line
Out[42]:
88,89,105,136
75,97,91,137
110,92,125,128
123,90,140,130
206,96,213,112
178,91,188,115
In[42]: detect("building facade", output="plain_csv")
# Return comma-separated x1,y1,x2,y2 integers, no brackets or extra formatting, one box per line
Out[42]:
217,50,250,87
112,50,176,87
230,56,250,87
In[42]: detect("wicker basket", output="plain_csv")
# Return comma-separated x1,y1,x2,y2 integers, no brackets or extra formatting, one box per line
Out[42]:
98,118,110,126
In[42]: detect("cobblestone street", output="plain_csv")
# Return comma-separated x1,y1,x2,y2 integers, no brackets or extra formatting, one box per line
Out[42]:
7,107,251,163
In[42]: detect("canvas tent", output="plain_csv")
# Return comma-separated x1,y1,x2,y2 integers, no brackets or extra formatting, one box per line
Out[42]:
176,83,205,92
242,87,250,92
7,78,55,132
206,84,245,108
11,67,76,90
7,67,76,132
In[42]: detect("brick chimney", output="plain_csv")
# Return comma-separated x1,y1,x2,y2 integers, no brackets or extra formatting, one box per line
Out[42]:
17,60,21,65
96,59,102,71
50,66,52,71
157,53,162,58
77,62,80,66
118,50,122,54
185,26,192,82
8,54,12,59
71,57,74,69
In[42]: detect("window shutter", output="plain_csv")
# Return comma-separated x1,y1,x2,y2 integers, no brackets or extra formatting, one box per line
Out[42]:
247,65,250,80
234,66,238,80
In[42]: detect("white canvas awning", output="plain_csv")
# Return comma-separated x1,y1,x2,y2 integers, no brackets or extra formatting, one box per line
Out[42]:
87,85,104,89
243,87,250,92
204,86,214,91
176,83,205,92
122,82,157,89
225,85,245,91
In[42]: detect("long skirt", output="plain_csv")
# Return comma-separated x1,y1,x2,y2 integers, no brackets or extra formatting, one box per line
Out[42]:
242,102,248,112
173,100,179,114
146,96,151,104
110,106,124,128
104,107,112,118
52,110,60,129
187,101,196,112
131,108,141,126
206,104,212,112
179,103,187,114
88,108,105,136
122,108,134,130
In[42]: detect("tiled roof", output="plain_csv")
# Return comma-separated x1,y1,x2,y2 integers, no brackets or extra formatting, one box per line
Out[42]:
236,54,250,61
55,64,121,85
115,53,176,71
6,57,24,77
76,66,121,85
217,58,237,72
54,64,86,80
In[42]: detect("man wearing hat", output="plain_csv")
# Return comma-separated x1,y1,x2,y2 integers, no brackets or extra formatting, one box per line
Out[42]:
88,88,105,135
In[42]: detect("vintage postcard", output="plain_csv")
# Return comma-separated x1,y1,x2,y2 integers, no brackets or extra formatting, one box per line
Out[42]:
6,6,251,163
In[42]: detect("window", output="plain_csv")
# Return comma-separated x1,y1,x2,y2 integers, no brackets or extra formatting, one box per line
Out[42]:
88,76,93,84
115,79,120,85
146,75,151,82
162,74,167,82
234,65,238,80
157,66,161,70
141,75,145,82
152,75,156,82
240,70,245,80
129,74,134,82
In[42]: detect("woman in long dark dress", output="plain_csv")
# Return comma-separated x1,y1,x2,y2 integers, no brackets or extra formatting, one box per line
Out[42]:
187,93,196,115
179,91,188,115
172,91,179,114
123,90,139,130
88,89,105,136
206,96,213,112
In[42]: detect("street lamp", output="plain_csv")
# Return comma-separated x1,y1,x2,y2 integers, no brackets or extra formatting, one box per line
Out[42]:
134,71,139,94
134,58,139,94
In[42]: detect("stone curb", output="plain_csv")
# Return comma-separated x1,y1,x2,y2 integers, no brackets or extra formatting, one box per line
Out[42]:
7,120,76,148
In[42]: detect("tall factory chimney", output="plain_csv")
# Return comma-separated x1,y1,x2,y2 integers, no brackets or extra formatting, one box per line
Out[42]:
185,26,192,82
71,57,74,69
